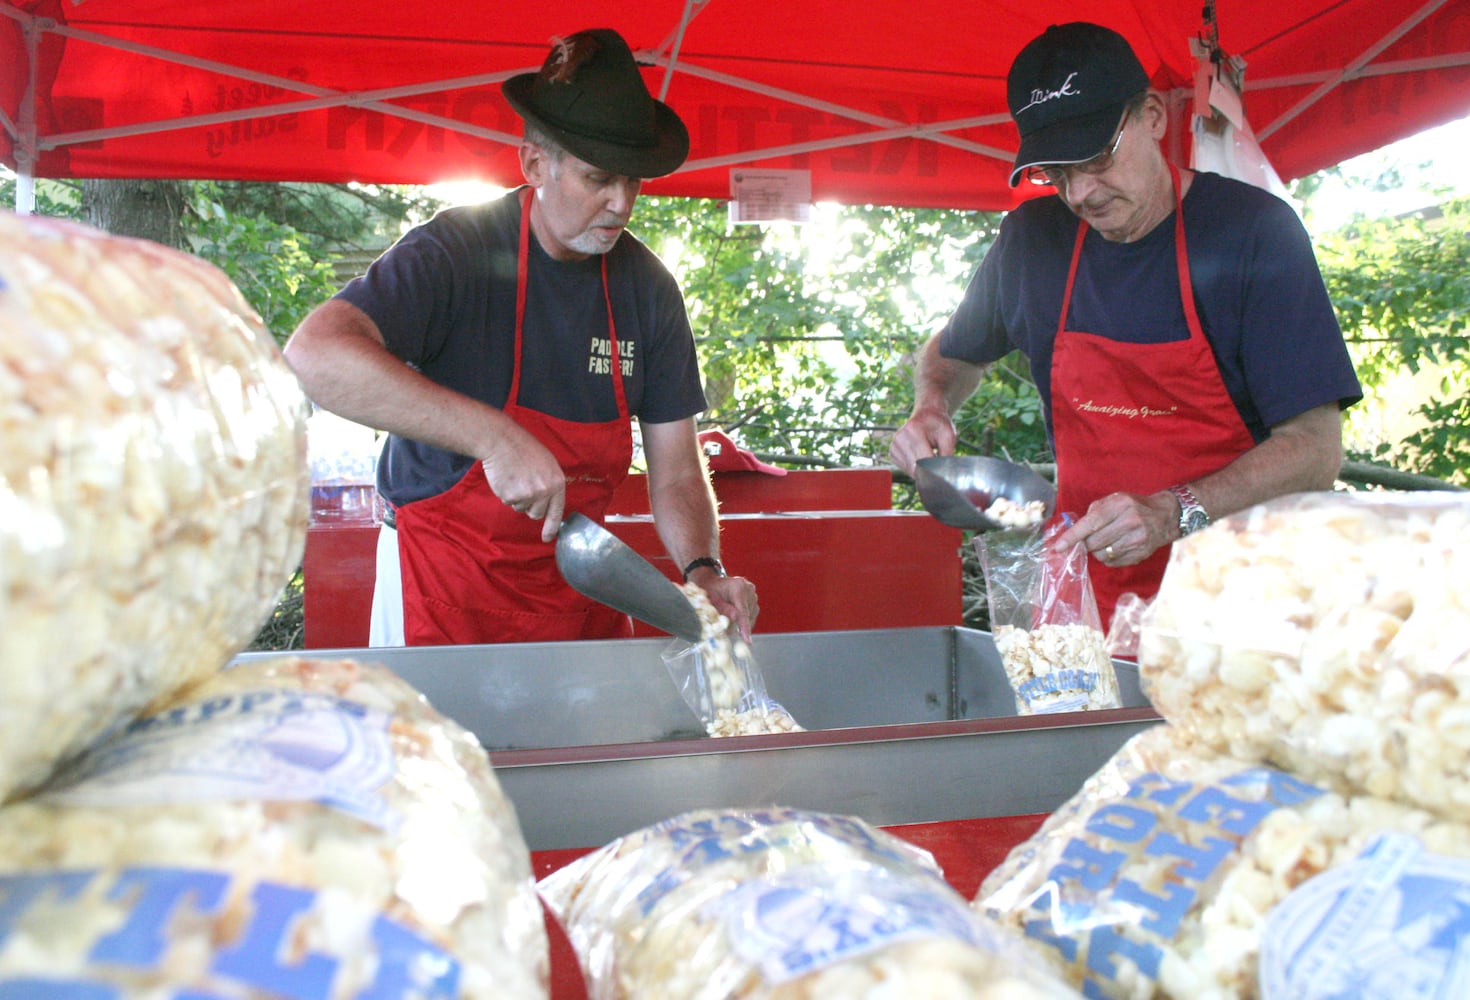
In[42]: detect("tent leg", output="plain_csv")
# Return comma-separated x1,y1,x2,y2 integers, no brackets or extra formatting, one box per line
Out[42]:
13,10,40,214
15,170,36,215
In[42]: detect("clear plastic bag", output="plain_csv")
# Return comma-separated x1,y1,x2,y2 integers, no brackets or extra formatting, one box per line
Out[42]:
661,581,803,737
0,214,310,804
977,521,1121,714
1,657,548,998
540,806,1081,999
1138,489,1470,822
977,723,1470,999
663,635,802,737
1104,591,1151,660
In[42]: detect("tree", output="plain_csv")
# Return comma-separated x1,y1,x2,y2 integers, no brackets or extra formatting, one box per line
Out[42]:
186,183,340,346
4,176,431,347
1316,196,1470,485
80,178,189,248
630,196,1048,476
12,170,1465,488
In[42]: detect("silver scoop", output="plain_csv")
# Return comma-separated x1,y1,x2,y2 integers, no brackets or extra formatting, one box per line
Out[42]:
913,455,1057,531
555,512,705,643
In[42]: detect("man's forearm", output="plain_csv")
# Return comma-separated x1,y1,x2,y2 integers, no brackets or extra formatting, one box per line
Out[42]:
912,334,985,415
889,335,988,473
285,299,516,462
647,462,721,573
1184,403,1344,523
640,419,721,572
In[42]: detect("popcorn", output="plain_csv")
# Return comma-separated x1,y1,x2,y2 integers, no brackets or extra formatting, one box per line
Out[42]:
675,582,805,737
0,656,548,998
985,495,1047,529
995,622,1122,714
0,214,309,802
976,724,1470,999
540,807,1082,999
1138,491,1470,821
706,703,803,737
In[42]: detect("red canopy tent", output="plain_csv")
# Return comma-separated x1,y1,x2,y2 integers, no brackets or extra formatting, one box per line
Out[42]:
3,0,1469,211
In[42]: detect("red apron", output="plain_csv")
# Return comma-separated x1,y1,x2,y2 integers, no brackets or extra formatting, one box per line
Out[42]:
1049,165,1255,629
395,189,635,645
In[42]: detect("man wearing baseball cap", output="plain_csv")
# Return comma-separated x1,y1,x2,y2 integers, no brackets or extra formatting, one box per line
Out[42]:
890,22,1360,628
287,28,760,646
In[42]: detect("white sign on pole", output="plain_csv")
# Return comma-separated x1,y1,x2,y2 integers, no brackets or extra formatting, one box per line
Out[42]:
728,168,812,225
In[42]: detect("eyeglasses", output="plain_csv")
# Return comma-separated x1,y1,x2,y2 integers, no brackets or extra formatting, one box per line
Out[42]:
1025,111,1130,188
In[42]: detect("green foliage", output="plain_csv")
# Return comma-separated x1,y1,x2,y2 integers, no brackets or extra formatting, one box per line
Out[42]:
1392,370,1470,484
1319,198,1469,376
1317,196,1470,484
630,197,1048,471
951,353,1049,461
246,568,305,651
187,183,341,346
1,175,425,348
10,171,1462,489
0,175,83,219
196,181,439,251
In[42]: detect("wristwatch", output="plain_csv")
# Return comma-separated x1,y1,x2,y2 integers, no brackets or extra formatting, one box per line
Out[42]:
1169,484,1210,537
682,556,726,583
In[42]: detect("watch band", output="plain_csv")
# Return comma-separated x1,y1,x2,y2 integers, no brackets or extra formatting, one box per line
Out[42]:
1169,484,1210,537
681,556,726,582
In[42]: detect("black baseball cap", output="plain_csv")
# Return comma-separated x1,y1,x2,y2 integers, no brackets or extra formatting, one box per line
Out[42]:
1006,22,1150,186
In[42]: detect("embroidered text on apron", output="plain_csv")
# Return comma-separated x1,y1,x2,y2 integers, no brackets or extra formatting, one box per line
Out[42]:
1049,165,1255,629
395,188,635,645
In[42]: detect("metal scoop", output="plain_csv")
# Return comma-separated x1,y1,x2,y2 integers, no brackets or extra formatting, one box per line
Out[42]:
914,455,1057,531
555,512,705,643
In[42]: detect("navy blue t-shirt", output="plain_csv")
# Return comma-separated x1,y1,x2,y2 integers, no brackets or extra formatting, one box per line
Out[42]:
938,171,1362,446
337,188,706,506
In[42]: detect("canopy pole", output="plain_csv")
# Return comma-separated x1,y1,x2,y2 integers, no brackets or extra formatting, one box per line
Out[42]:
1258,0,1449,140
652,56,1010,159
657,0,707,102
14,172,35,215
14,11,40,214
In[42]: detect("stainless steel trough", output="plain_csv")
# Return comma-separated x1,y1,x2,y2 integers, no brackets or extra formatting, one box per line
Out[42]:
235,627,1159,850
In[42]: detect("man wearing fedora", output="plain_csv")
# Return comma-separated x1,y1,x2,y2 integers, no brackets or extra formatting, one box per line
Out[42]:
889,21,1360,630
286,28,759,647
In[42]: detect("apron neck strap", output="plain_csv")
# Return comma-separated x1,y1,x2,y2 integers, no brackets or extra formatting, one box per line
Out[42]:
1056,163,1206,343
510,187,629,414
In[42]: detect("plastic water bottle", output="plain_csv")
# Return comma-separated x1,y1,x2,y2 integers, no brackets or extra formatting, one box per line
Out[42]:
307,409,380,525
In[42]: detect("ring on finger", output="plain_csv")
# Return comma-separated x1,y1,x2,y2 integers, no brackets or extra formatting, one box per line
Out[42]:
1104,545,1115,559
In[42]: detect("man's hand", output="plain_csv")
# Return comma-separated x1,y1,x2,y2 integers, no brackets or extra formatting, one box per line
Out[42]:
888,335,985,475
479,426,568,542
1054,490,1179,567
1055,404,1347,567
888,403,956,476
691,571,760,643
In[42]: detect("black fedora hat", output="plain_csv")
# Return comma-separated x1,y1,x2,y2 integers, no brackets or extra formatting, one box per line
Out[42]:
502,28,690,179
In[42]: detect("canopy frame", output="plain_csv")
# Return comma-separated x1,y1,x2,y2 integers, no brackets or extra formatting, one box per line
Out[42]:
5,1,1468,213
